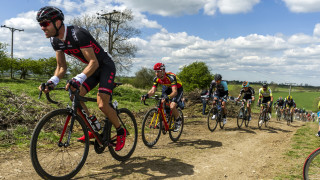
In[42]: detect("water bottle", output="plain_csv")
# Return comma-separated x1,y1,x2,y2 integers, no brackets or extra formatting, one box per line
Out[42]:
89,115,101,131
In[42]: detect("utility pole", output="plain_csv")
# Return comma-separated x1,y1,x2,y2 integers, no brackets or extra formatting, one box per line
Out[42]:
97,10,121,55
285,83,296,96
1,25,24,78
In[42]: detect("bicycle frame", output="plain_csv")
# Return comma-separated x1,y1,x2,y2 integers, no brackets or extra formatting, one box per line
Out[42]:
40,83,125,148
59,89,105,146
151,96,172,131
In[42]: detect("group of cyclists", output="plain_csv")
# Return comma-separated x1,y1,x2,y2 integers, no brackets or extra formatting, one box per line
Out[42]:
37,5,319,152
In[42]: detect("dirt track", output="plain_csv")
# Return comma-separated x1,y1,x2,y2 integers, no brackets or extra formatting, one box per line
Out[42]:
0,112,304,180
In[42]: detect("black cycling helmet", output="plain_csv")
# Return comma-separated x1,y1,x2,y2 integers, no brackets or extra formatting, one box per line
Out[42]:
37,6,64,37
262,83,268,88
36,6,64,22
214,74,222,81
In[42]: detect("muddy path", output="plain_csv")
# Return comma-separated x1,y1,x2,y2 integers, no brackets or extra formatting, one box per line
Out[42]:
0,113,304,180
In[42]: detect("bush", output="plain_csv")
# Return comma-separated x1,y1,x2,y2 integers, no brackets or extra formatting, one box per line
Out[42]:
177,61,214,92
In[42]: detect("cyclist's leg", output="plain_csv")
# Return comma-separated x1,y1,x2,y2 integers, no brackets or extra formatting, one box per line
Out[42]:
222,100,227,115
171,87,183,119
97,60,126,151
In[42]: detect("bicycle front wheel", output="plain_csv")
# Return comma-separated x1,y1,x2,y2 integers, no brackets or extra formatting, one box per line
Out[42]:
287,116,291,126
237,108,244,128
109,108,138,161
258,112,264,129
141,108,162,147
207,108,218,132
169,109,184,142
303,148,320,180
244,110,250,127
30,109,89,180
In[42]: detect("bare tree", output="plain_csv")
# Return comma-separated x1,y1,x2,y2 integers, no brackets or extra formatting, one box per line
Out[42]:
68,9,140,75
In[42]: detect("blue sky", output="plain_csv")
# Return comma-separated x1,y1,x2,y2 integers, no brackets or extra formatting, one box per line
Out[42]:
1,0,320,86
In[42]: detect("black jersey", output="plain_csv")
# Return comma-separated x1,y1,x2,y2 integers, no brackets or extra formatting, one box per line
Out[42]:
50,25,112,65
239,87,255,99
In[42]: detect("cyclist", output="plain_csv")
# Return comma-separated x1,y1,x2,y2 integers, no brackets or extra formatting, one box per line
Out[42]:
275,96,285,117
284,95,296,122
258,83,273,122
141,63,184,131
208,74,229,125
236,81,255,121
36,6,126,151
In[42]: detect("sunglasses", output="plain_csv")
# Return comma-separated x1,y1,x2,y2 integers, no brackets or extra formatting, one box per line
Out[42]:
39,21,51,27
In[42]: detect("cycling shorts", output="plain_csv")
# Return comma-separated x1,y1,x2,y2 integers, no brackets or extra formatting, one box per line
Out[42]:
213,94,228,102
262,97,271,104
82,60,116,95
162,86,184,104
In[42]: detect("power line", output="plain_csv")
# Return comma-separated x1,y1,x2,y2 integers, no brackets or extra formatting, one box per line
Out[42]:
1,25,24,79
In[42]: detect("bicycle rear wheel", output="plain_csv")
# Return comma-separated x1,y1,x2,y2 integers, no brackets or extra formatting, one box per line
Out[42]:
108,108,138,161
169,109,184,142
303,148,320,179
207,107,218,132
237,108,244,128
30,109,89,180
142,108,162,147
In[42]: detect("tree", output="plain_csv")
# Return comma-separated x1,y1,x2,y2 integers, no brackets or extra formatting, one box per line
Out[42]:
68,9,140,75
133,67,154,88
178,61,214,92
0,42,9,75
37,57,60,77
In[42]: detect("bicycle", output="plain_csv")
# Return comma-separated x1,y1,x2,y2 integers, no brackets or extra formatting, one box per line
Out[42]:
276,106,282,121
141,95,184,147
303,146,320,179
236,99,251,128
258,103,270,129
207,97,226,132
284,108,293,125
30,83,138,180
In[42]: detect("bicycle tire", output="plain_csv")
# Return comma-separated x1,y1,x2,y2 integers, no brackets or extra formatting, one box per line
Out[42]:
244,109,250,127
169,109,184,142
30,109,89,180
141,108,162,147
219,111,225,129
108,108,138,161
237,108,244,129
265,114,269,127
207,107,218,132
303,147,320,180
287,115,291,126
258,112,264,129
276,109,281,121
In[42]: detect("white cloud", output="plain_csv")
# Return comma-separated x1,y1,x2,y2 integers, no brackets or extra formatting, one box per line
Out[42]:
282,0,320,13
116,0,260,16
217,0,260,14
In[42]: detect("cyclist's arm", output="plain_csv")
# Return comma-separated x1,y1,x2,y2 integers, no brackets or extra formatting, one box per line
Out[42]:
80,47,99,77
169,86,178,99
54,50,68,79
147,86,157,97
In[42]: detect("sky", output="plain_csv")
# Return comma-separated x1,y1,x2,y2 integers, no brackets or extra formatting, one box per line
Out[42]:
1,0,320,86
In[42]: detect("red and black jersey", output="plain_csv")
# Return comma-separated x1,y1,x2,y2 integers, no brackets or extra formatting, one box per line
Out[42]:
153,72,182,89
50,25,112,64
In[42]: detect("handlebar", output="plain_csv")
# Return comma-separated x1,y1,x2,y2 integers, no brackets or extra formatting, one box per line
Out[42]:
141,95,162,106
39,82,123,104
